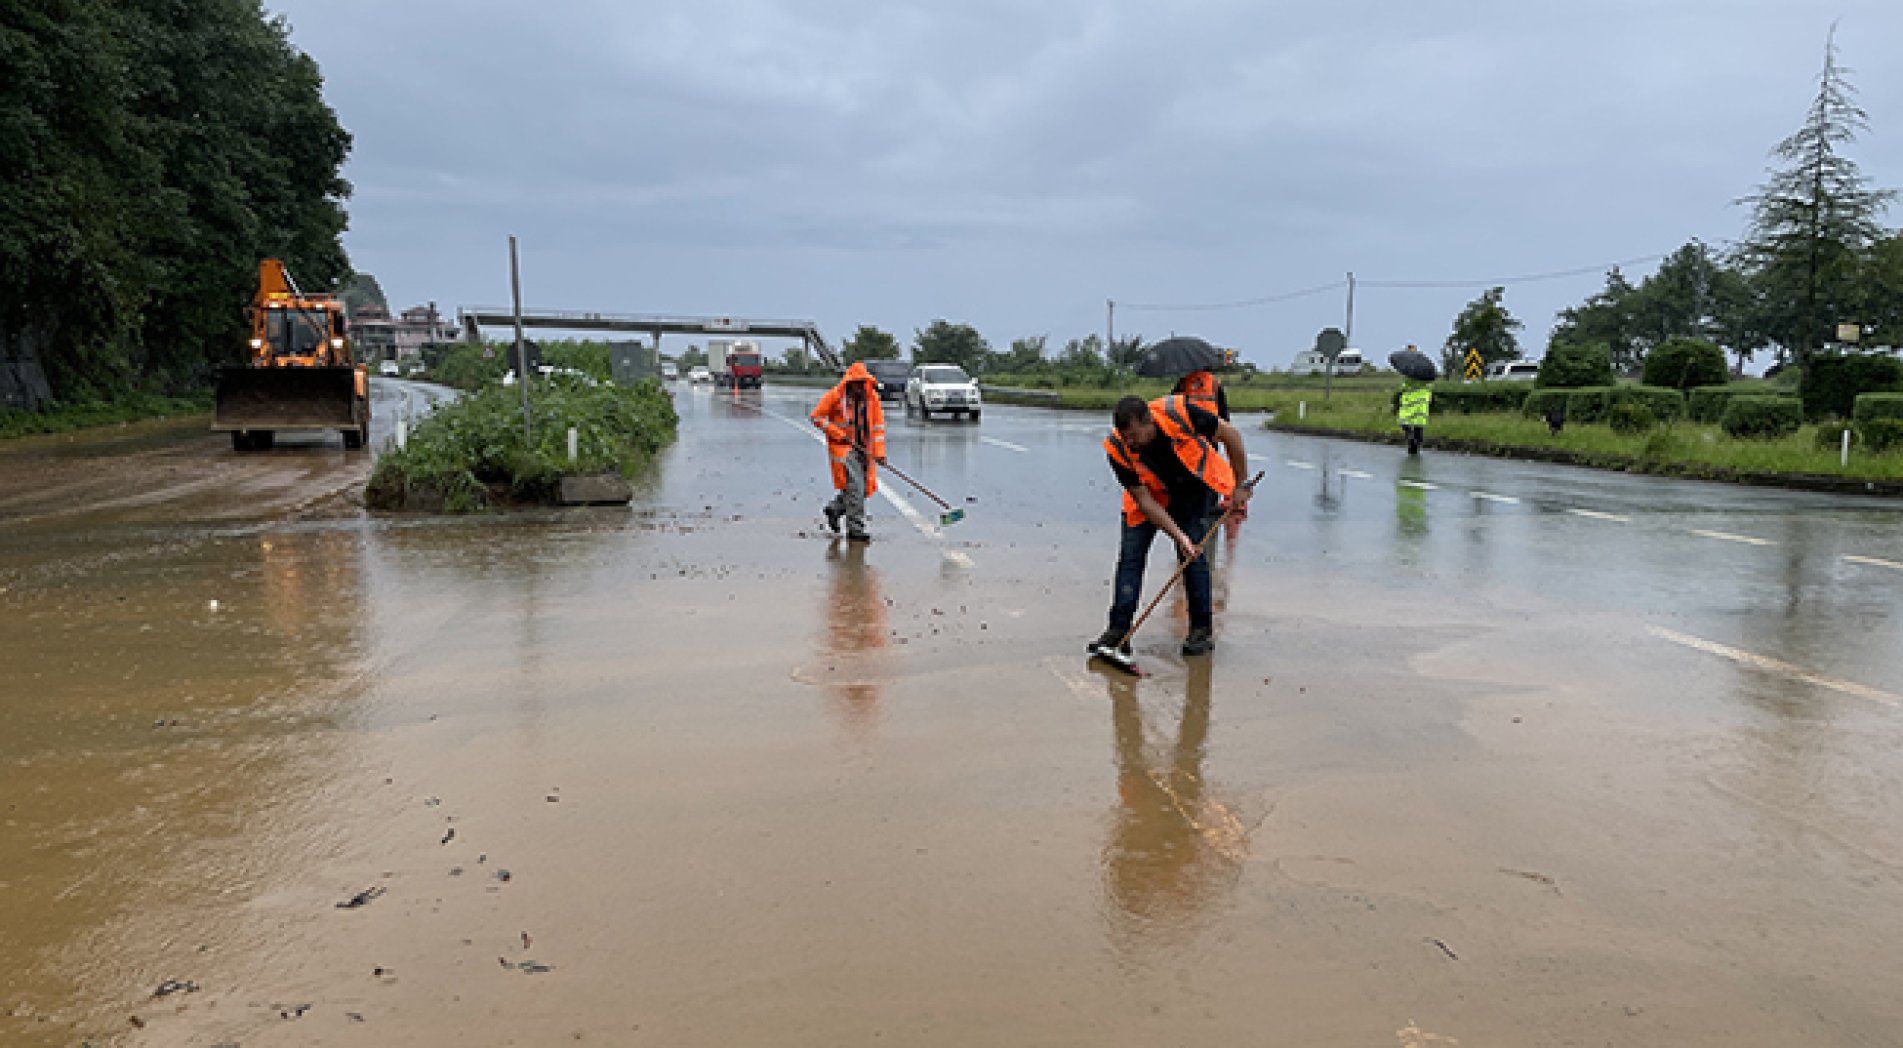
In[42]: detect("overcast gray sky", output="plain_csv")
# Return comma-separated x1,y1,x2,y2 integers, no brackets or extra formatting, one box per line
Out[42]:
272,0,1903,367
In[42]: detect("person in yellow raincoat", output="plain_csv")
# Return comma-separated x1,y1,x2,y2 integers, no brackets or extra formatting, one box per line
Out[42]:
810,362,887,541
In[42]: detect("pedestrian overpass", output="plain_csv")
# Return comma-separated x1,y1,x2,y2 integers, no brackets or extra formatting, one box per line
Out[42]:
456,308,842,371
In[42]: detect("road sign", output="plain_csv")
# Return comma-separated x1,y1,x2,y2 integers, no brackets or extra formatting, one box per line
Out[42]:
1463,347,1484,381
1315,327,1347,359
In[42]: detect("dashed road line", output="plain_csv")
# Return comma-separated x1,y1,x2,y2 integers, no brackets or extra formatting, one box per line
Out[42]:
1648,627,1900,709
981,436,1029,453
1471,492,1520,504
1567,508,1630,523
1397,480,1438,490
1340,469,1372,479
1844,554,1903,572
1284,460,1317,470
751,403,973,563
1690,528,1776,547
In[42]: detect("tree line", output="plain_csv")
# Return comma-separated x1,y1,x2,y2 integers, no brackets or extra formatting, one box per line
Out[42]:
1,0,352,402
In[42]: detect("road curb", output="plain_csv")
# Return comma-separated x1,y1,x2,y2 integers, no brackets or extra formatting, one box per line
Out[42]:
1264,421,1903,501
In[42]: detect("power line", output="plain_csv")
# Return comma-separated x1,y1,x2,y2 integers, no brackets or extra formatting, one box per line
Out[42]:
1119,280,1347,313
1358,253,1671,289
1115,251,1674,313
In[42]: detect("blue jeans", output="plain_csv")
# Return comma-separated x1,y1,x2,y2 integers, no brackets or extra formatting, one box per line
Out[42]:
1109,503,1214,632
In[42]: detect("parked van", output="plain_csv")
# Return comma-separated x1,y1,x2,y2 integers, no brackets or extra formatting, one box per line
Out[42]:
1292,349,1364,376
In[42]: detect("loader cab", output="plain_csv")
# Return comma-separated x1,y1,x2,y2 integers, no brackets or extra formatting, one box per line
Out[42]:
260,303,341,362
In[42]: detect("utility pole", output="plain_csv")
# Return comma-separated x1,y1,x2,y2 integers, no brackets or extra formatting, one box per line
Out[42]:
509,235,532,439
1344,272,1356,347
1106,299,1115,357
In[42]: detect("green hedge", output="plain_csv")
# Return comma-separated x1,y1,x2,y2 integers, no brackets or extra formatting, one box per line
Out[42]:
1521,388,1571,419
1688,385,1795,423
1720,395,1803,439
1612,385,1687,423
1851,392,1903,423
1800,353,1903,420
1389,381,1529,415
1537,342,1614,388
1608,400,1657,434
1863,419,1903,453
1641,338,1729,390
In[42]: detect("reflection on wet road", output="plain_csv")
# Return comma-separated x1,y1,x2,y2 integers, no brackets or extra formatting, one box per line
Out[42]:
1,380,1900,1046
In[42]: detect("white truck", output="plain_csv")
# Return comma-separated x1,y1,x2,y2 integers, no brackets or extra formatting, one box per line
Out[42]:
1292,348,1365,376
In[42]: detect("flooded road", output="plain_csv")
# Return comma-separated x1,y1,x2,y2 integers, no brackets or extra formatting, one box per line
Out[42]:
3,382,1901,1046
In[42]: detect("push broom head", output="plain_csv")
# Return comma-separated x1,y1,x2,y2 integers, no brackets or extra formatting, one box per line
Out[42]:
1088,642,1145,677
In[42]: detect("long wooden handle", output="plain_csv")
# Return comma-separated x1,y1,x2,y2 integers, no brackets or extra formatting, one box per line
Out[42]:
1119,471,1263,645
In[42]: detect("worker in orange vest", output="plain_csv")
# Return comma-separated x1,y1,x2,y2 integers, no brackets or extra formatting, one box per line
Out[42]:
1172,368,1229,420
1092,394,1250,657
811,362,887,542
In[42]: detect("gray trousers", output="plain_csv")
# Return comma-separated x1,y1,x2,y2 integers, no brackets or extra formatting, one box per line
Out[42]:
828,449,868,535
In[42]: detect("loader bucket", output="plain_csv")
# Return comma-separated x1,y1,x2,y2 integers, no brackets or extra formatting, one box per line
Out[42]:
213,366,363,431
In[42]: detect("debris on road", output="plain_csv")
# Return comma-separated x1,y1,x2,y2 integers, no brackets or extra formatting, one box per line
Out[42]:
1427,937,1459,961
441,827,456,845
335,886,386,909
153,979,199,998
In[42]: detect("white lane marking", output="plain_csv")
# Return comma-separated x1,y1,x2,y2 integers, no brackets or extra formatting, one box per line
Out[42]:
1397,480,1438,490
1284,460,1317,470
1567,508,1630,523
1341,469,1372,479
1843,554,1903,572
1690,528,1776,548
753,404,972,563
1045,658,1103,701
1648,627,1901,709
1471,492,1520,504
982,436,1029,453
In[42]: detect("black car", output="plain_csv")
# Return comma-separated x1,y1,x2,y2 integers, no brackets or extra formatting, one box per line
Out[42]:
863,360,912,400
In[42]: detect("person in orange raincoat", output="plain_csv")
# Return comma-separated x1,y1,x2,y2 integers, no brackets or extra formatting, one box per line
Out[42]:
1172,368,1230,420
811,362,887,542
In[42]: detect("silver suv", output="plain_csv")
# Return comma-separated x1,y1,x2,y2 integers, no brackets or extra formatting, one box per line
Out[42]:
906,364,982,420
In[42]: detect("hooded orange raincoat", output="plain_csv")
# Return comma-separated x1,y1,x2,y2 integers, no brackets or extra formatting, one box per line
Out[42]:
811,362,887,494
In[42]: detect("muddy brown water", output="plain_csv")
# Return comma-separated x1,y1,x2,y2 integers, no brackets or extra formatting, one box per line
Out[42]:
4,392,1902,1046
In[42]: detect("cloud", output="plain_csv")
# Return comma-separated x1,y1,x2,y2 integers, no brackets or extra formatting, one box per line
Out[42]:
276,0,1903,360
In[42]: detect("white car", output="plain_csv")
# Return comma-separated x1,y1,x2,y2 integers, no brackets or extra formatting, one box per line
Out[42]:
688,365,713,384
1483,361,1541,382
378,359,400,377
661,362,679,381
906,364,982,420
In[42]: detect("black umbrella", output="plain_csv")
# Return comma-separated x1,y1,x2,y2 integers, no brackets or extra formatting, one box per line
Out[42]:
1388,348,1438,382
1134,336,1223,378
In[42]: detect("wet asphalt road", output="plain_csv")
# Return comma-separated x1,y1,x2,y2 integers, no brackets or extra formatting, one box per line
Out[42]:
2,380,1901,1046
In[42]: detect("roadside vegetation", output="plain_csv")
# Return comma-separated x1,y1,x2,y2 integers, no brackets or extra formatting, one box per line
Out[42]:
0,392,212,440
365,379,678,513
2,2,350,406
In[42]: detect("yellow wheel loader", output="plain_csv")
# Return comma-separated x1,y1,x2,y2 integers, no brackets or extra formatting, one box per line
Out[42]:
213,259,370,451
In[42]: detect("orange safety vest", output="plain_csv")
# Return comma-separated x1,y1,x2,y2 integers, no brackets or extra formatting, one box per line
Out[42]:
1176,369,1220,416
1103,395,1235,526
812,363,887,494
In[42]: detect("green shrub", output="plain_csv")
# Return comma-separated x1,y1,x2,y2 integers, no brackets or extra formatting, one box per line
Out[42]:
1720,395,1803,439
1815,421,1858,450
1611,385,1686,423
367,380,679,512
1800,353,1903,420
1520,388,1571,420
1433,381,1530,414
1862,419,1903,453
1641,338,1729,390
1564,387,1615,424
1851,392,1903,423
1537,342,1615,388
1608,400,1657,435
1688,385,1794,423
